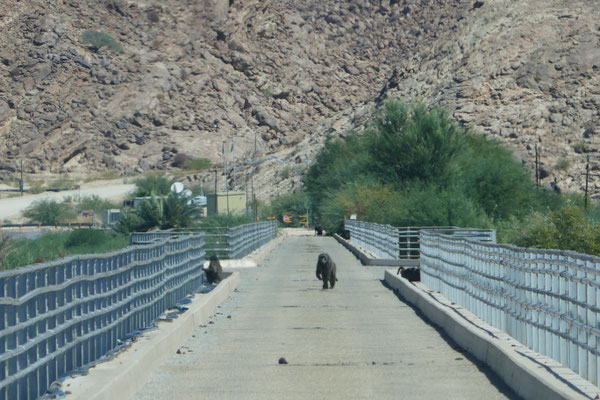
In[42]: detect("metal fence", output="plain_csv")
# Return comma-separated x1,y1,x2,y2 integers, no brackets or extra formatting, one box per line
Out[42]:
420,230,600,386
131,221,277,259
0,234,205,400
344,220,496,260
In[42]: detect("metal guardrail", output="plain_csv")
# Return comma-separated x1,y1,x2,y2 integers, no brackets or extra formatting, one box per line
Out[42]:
227,222,277,259
420,230,600,386
131,221,277,260
344,220,496,260
0,234,205,400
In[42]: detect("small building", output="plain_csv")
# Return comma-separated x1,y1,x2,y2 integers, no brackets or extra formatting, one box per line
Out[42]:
102,209,121,227
206,192,246,216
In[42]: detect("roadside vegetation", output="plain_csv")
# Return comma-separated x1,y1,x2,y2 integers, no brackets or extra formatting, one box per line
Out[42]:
0,230,128,270
271,99,600,255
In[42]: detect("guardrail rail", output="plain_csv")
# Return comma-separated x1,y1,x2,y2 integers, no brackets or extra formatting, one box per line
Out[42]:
131,221,277,260
0,234,205,400
344,220,495,260
420,230,600,386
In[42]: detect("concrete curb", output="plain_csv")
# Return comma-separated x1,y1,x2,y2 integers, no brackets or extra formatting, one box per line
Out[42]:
64,272,240,400
333,233,418,267
384,270,599,400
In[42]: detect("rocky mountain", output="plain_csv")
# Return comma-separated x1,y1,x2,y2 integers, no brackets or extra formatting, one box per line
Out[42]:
0,0,598,200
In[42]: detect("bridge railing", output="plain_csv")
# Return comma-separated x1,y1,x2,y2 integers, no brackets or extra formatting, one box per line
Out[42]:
131,221,277,259
344,220,495,260
420,230,600,386
0,234,205,400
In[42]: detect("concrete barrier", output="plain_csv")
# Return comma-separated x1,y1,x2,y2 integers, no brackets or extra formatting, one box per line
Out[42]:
64,272,240,400
384,270,599,400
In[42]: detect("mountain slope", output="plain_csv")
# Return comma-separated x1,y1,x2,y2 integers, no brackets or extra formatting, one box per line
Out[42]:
0,0,598,199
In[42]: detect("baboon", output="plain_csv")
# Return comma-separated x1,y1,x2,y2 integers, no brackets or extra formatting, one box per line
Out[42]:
205,255,223,284
340,229,351,240
315,226,323,236
316,253,337,289
397,266,420,282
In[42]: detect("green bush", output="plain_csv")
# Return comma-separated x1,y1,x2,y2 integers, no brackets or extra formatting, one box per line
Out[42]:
365,101,465,184
303,99,568,238
499,203,600,256
129,193,201,232
22,199,75,225
2,230,128,270
76,194,119,213
81,30,123,53
555,158,570,171
183,157,211,171
270,191,309,227
133,175,172,197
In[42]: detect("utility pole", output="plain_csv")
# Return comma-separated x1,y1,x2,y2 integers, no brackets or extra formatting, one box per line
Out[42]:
252,130,257,221
585,156,590,210
534,145,540,188
19,157,23,196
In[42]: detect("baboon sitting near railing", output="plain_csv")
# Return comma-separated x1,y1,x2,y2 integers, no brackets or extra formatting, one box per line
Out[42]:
205,255,223,284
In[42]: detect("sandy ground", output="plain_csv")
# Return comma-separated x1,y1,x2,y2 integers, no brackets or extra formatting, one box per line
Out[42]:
0,179,135,222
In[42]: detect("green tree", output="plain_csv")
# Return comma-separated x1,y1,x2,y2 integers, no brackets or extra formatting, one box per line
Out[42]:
22,199,75,225
161,193,199,229
270,191,308,226
366,101,465,184
133,193,200,231
134,175,173,197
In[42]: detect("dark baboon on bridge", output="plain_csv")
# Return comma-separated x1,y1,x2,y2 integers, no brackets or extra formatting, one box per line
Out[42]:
316,253,337,289
205,255,223,284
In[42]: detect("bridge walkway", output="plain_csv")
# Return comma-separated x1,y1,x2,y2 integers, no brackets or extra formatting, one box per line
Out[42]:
132,234,520,400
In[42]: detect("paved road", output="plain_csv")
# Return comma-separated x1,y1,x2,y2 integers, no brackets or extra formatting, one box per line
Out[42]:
132,235,520,400
0,179,134,221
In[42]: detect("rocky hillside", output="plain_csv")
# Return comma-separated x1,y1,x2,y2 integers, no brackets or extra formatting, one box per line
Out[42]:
0,0,598,200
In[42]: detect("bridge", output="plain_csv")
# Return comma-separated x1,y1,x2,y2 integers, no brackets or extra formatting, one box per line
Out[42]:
2,223,600,399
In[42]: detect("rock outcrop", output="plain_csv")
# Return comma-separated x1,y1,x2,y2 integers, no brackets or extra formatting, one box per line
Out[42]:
0,0,598,199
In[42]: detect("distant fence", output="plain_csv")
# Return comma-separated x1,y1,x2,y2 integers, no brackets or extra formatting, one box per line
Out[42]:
420,230,600,386
344,220,496,260
131,221,277,259
0,234,205,400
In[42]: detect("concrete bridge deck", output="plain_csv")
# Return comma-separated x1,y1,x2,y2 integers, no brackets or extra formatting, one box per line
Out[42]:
131,234,519,400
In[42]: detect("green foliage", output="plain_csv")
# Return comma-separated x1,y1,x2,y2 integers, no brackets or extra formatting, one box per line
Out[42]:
113,208,142,235
161,193,199,229
366,101,464,184
304,99,563,235
304,133,374,215
125,193,201,232
555,158,570,171
81,30,123,53
449,135,538,220
48,178,77,190
133,175,172,197
183,157,211,171
270,191,308,227
498,203,600,256
572,141,587,154
22,199,76,225
76,194,119,213
280,166,291,180
2,230,128,270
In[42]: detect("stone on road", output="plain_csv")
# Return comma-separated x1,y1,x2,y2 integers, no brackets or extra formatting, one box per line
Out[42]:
133,235,519,400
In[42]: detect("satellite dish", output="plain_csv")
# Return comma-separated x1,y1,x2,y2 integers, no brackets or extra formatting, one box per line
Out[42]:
171,182,184,194
182,189,193,198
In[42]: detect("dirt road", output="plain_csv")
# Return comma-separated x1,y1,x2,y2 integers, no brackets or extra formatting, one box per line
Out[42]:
0,179,135,221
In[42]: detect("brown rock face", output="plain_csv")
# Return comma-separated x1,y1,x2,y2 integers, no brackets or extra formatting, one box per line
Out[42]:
0,1,598,199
